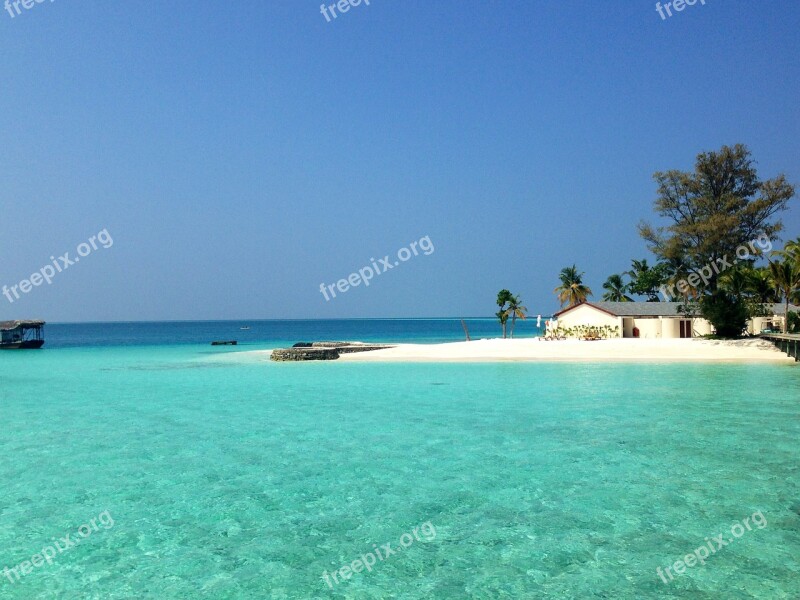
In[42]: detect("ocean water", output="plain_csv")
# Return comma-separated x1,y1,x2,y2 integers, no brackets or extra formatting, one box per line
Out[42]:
41,319,535,349
0,322,799,599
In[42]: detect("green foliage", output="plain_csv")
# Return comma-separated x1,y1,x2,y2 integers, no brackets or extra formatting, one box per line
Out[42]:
554,265,593,307
768,260,800,332
504,295,528,338
744,267,778,304
639,144,796,333
699,291,750,338
602,274,632,302
545,325,621,340
639,144,795,292
626,260,670,301
496,289,514,338
788,311,800,334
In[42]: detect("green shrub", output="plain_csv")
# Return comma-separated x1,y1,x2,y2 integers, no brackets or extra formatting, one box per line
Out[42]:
789,311,800,334
700,291,750,338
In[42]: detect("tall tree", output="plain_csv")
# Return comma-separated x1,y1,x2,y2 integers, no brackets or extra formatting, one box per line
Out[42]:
769,259,800,333
639,144,794,292
776,238,800,307
661,255,699,302
776,237,800,264
496,289,513,339
602,274,632,302
745,267,777,304
554,265,593,307
626,259,670,301
504,295,528,338
639,144,795,335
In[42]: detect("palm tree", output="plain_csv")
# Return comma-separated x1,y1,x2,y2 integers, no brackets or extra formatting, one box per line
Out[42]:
626,258,670,301
504,295,528,338
495,310,509,339
496,289,513,338
554,265,593,307
662,255,698,302
775,237,800,266
768,260,800,333
719,267,749,298
626,259,650,280
776,239,800,311
602,274,632,302
745,267,777,304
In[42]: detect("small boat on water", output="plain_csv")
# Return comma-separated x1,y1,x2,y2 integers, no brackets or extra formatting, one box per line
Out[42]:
211,340,238,346
240,326,251,330
0,320,45,349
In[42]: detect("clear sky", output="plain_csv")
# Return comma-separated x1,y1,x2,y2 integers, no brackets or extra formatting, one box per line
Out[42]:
1,0,798,322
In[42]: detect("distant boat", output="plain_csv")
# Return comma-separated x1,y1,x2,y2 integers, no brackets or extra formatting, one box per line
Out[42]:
0,320,45,349
211,340,238,346
240,326,251,330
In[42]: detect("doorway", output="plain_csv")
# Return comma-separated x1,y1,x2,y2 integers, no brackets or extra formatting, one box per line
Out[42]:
679,320,693,338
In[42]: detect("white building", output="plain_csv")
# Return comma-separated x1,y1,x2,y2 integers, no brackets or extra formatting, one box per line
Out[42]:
552,302,797,339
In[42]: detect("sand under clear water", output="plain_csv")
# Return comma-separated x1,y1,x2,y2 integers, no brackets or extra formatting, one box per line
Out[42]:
1,344,798,598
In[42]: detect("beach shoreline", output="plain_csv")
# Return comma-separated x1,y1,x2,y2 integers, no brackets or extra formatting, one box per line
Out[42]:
256,337,795,363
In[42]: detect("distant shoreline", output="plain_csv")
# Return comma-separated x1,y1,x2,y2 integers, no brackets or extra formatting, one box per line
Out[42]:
254,338,794,364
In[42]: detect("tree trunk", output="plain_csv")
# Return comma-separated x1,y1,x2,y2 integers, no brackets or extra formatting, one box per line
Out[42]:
510,315,516,338
786,296,790,333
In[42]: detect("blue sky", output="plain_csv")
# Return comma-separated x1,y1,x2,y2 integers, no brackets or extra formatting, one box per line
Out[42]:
1,0,798,321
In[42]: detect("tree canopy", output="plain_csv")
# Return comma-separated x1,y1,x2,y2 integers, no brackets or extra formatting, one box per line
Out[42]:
638,144,795,293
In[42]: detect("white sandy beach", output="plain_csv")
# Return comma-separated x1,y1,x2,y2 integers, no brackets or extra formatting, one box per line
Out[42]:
328,337,794,363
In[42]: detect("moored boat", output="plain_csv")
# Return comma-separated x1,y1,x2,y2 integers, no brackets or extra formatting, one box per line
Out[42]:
0,320,45,349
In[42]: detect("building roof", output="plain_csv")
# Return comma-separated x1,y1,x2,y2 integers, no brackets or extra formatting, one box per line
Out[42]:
554,302,799,318
554,302,685,318
769,303,800,315
0,320,45,331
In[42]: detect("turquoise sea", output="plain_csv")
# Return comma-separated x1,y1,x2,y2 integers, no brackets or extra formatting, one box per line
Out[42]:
1,321,799,599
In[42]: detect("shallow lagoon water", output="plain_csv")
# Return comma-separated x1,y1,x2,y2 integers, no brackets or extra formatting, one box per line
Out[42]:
0,340,799,599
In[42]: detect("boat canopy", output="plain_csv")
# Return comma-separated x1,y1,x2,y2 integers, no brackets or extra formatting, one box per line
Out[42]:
0,320,46,331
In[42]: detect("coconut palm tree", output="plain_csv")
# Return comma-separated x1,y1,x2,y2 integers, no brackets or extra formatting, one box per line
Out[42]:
661,255,698,302
626,258,670,301
778,237,800,257
626,259,650,280
768,260,800,333
602,274,632,302
775,239,800,309
504,295,528,338
496,289,513,338
745,267,777,304
554,265,593,307
719,267,750,298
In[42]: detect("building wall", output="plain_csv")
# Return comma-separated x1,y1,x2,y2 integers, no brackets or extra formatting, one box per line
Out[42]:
625,317,713,338
748,315,784,334
622,318,634,338
693,319,713,336
558,304,785,338
661,318,681,339
632,318,661,338
557,304,621,331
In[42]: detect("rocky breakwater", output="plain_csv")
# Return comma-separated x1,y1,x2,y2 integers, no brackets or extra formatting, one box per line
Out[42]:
270,341,395,362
